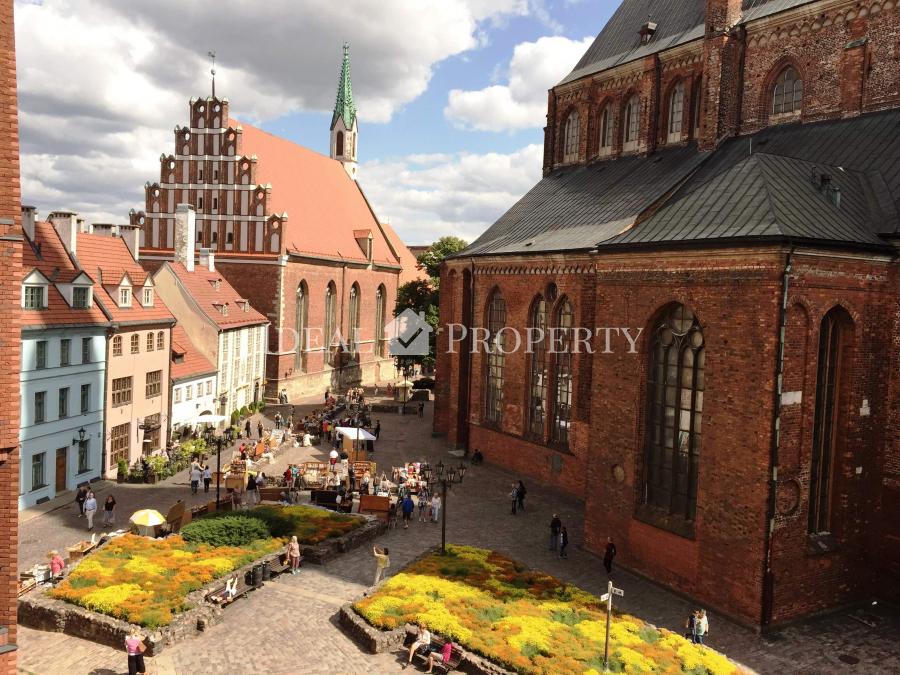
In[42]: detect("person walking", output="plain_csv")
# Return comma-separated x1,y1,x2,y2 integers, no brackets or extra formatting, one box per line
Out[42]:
549,514,562,551
102,494,116,526
418,401,425,418
83,491,97,531
373,546,390,586
190,465,201,494
75,485,88,517
203,464,212,493
244,419,251,439
559,526,569,559
603,536,617,574
516,480,527,512
695,609,709,646
685,610,698,642
431,493,441,523
417,487,429,522
509,483,518,515
275,412,282,430
401,494,415,529
287,535,302,574
246,472,258,506
125,629,147,675
374,420,381,439
257,420,263,439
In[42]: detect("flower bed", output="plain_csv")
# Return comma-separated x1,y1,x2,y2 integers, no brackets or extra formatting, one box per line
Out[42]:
353,545,742,675
188,504,364,545
49,534,280,627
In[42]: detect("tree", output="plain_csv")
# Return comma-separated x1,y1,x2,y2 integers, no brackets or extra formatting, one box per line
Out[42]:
416,236,468,282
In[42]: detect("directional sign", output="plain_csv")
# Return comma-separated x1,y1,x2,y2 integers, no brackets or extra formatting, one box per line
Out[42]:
611,586,624,597
600,593,610,602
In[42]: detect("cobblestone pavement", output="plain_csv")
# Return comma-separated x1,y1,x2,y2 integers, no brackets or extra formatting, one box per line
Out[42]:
17,397,900,674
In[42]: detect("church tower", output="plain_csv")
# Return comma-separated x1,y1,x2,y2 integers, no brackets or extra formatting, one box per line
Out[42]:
330,43,358,180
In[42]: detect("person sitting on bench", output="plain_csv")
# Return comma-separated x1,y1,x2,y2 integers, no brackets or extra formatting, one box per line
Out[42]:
211,576,239,604
426,641,455,674
405,624,432,668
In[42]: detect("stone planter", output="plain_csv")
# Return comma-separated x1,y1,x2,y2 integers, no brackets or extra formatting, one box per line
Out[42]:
298,511,386,564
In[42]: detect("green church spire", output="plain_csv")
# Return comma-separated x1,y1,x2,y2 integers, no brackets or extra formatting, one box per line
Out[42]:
331,43,357,131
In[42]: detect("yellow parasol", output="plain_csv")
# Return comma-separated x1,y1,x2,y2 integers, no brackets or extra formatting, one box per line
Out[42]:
129,509,165,527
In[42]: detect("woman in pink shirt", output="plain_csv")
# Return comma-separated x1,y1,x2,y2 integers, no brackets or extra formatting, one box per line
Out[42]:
125,630,146,675
48,550,65,579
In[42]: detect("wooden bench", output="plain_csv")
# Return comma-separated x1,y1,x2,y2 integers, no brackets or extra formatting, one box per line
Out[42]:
206,575,252,606
358,494,391,523
259,486,284,502
409,635,463,673
310,489,353,513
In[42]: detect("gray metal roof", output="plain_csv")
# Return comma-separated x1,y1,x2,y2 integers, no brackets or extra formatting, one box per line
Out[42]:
559,0,817,86
457,110,900,258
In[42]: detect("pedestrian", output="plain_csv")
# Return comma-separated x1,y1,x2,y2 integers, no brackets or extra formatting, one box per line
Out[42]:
102,494,116,526
203,464,212,493
373,546,390,586
695,609,709,646
324,389,330,405
83,491,97,530
509,483,518,515
246,472,257,506
418,487,429,522
287,535,302,574
401,494,415,529
405,623,432,668
190,464,201,494
257,421,263,439
49,550,65,580
75,485,88,517
275,412,282,430
418,401,425,417
559,526,569,558
374,420,381,439
603,536,617,574
244,419,251,438
549,514,561,550
516,480,527,511
431,492,441,522
685,610,698,641
329,447,339,470
124,629,147,675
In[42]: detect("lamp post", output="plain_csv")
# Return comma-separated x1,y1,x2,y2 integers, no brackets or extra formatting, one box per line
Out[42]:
440,477,448,555
215,432,224,504
436,461,444,480
72,427,86,477
457,463,467,484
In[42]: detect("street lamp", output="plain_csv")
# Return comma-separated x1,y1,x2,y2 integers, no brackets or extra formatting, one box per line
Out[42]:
438,477,450,555
457,463,467,483
436,461,444,480
447,465,457,483
214,431,224,504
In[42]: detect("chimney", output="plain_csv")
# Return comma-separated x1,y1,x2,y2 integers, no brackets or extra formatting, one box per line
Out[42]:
199,247,215,271
21,205,36,241
49,210,79,255
639,21,658,45
119,223,140,261
92,223,116,237
174,203,196,272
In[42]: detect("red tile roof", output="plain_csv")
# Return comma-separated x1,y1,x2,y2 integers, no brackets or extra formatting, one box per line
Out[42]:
233,119,400,266
171,325,217,382
75,232,175,325
164,262,268,330
22,221,108,328
381,221,428,285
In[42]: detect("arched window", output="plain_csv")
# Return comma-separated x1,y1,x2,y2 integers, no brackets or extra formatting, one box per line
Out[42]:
772,67,803,116
146,332,154,351
623,94,640,149
563,110,580,163
157,331,164,351
295,281,308,371
374,285,387,358
527,297,548,439
692,79,702,138
348,283,361,357
324,282,337,366
336,131,344,156
644,303,704,522
668,81,685,142
599,103,614,153
112,335,122,357
550,299,575,446
484,290,507,424
130,334,140,354
808,307,852,534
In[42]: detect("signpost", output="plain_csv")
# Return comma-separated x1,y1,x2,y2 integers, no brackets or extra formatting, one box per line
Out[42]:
602,580,624,671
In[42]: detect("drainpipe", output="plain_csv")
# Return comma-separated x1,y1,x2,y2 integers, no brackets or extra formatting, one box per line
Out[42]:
101,324,118,477
762,245,794,630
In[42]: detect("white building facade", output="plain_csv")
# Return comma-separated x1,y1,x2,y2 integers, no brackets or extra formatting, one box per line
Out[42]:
171,374,218,433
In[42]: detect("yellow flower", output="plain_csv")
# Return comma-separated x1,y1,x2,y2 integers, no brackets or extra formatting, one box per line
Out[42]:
497,615,558,653
616,646,656,672
72,558,113,577
82,583,147,614
123,556,166,576
191,558,234,575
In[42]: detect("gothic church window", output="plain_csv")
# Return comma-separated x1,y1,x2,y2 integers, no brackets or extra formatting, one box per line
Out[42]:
772,67,803,116
295,281,308,372
484,290,507,424
550,299,574,447
668,81,685,142
527,296,548,439
599,104,614,153
563,110,580,163
624,95,640,149
336,131,345,157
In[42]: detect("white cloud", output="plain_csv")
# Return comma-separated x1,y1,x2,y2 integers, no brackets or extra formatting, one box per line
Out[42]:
13,0,535,222
445,34,593,131
361,144,543,244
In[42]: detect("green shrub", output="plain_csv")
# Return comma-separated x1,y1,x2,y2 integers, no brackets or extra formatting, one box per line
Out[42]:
180,515,270,547
240,405,250,417
230,411,240,426
117,459,128,475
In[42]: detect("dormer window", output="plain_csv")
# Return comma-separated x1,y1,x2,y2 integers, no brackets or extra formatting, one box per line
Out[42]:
24,285,46,309
142,287,154,306
214,302,228,316
73,287,90,308
119,287,132,307
210,279,221,291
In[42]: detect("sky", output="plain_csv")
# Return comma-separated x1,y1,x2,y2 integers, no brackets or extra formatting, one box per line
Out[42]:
14,0,616,245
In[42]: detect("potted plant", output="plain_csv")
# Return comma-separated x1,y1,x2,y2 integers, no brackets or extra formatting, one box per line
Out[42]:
116,459,128,483
145,456,167,484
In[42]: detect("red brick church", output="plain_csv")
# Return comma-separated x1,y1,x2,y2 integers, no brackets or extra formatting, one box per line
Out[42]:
133,46,420,399
435,0,900,628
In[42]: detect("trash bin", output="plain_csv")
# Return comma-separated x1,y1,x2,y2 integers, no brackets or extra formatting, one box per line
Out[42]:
261,561,272,581
250,564,263,587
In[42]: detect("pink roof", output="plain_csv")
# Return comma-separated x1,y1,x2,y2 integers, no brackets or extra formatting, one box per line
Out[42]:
233,119,400,266
75,232,174,324
381,221,428,285
165,262,268,330
171,325,216,382
22,221,108,328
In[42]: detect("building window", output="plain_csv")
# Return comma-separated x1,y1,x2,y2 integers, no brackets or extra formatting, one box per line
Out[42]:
110,423,130,465
34,391,46,423
145,370,162,398
112,376,132,406
527,297,548,439
484,290,507,424
206,380,212,395
130,334,139,354
212,197,218,211
143,287,153,306
624,95,640,148
295,281,308,372
81,383,90,414
31,452,46,490
58,387,69,419
599,104,614,152
668,81,685,142
73,286,89,308
24,285,44,309
375,285,386,358
808,308,852,534
119,287,131,306
563,110,579,163
36,340,47,369
550,300,575,447
146,332,155,351
643,303,704,523
112,335,122,357
324,281,337,366
692,80,702,138
348,283,361,357
198,166,204,182
78,439,90,474
336,130,345,156
82,337,92,363
198,195,204,211
186,384,193,400
157,331,164,350
143,413,161,453
214,167,219,182
772,66,803,116
60,339,71,366
174,387,182,403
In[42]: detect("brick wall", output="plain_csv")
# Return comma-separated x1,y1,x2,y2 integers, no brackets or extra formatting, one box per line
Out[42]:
0,0,20,668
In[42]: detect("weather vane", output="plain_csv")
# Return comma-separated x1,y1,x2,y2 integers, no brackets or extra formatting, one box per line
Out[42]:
208,50,216,98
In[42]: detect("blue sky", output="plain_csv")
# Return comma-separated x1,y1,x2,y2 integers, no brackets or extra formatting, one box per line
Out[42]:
14,1,618,245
